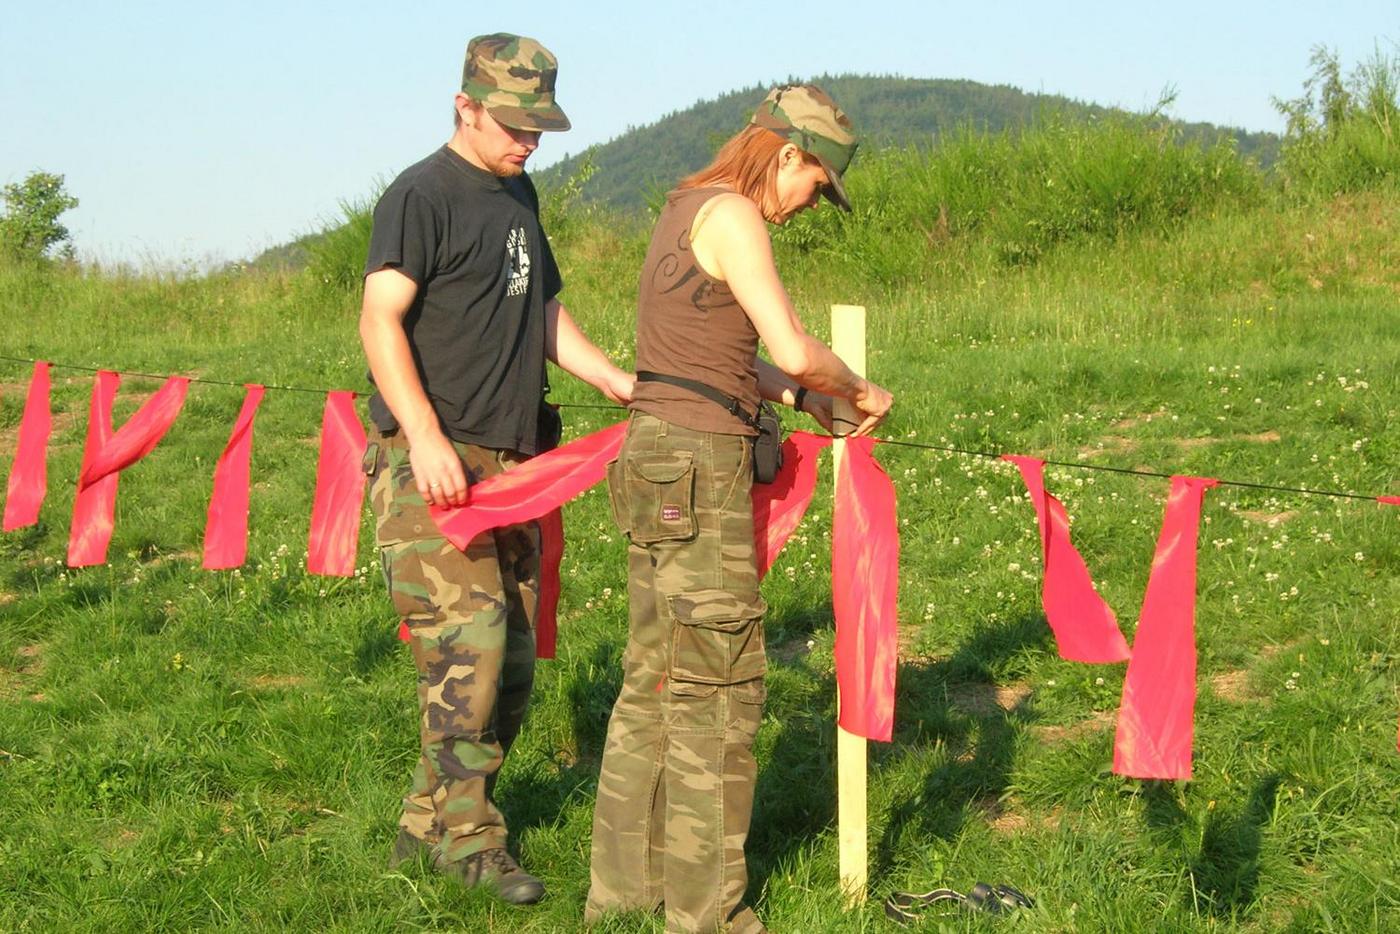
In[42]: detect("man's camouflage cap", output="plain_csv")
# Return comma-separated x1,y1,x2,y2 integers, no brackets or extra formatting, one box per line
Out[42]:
461,33,571,132
750,84,858,211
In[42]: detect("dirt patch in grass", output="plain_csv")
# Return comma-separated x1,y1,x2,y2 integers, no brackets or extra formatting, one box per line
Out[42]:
1077,435,1139,459
247,674,311,690
1209,669,1254,703
976,796,1062,835
1033,709,1115,744
1111,410,1169,431
1238,509,1298,526
1,644,45,700
948,682,1031,718
769,638,813,666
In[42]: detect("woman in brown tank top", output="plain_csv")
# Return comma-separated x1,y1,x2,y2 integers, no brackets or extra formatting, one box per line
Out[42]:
586,85,894,934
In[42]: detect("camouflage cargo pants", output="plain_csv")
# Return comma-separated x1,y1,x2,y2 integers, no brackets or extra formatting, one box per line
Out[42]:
364,430,539,863
586,414,768,934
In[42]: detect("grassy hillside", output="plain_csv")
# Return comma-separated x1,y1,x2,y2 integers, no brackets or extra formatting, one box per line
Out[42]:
2,58,1399,932
533,74,1280,214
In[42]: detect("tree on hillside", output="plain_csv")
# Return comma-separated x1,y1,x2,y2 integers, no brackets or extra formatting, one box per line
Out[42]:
1,171,79,261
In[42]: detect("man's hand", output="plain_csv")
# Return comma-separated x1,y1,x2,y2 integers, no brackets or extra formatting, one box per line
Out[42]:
601,370,636,405
407,429,468,508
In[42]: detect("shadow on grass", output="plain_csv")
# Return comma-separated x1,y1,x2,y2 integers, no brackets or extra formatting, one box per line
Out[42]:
1140,773,1282,919
502,637,623,837
748,611,1053,900
351,614,402,678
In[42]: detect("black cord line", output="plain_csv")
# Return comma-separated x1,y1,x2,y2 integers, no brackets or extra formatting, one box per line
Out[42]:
0,353,334,397
2,354,1389,503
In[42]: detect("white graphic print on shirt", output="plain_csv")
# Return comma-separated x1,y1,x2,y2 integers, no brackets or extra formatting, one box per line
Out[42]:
505,226,531,296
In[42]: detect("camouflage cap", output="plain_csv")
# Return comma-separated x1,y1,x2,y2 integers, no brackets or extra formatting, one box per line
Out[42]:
461,33,571,132
750,84,858,211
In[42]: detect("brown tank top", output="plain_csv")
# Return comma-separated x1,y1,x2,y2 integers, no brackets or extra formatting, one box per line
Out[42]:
629,186,759,436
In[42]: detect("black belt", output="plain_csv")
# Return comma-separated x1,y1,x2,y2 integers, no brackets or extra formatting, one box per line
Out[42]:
635,370,760,429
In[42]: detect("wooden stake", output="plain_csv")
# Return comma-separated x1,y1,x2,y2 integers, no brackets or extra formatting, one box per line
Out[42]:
830,303,867,905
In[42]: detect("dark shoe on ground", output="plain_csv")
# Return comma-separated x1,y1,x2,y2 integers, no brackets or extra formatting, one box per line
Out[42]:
439,847,545,905
388,828,434,870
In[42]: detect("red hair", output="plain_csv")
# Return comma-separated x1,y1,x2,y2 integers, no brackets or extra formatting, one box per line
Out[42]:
678,125,796,219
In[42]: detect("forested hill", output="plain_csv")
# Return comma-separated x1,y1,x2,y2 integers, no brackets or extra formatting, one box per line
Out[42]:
533,74,1281,212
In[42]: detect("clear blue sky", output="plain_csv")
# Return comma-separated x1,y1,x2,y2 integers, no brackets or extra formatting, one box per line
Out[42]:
2,1,1395,268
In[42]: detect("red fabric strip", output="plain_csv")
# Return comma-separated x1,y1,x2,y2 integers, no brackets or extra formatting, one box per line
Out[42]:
1379,496,1400,506
78,376,189,486
203,385,266,570
1113,475,1219,780
3,361,53,531
429,420,628,550
306,391,367,577
536,507,564,659
67,371,122,567
832,436,899,743
753,431,831,579
1003,455,1130,663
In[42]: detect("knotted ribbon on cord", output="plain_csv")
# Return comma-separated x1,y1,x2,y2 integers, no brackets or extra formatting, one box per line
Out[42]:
832,435,900,742
203,385,266,570
1113,475,1219,780
68,373,190,567
1003,455,1130,663
3,361,52,531
306,391,367,576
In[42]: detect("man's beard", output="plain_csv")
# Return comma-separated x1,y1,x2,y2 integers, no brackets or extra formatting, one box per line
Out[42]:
492,159,525,179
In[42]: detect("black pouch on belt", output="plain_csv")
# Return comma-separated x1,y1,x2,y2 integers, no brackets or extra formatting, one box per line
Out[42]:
636,370,784,484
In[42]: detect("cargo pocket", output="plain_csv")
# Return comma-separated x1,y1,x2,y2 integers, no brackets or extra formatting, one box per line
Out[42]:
666,588,767,685
372,441,435,547
626,451,696,544
605,458,630,537
728,678,767,742
381,541,439,623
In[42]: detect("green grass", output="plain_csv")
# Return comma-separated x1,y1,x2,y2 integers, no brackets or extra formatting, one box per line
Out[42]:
2,159,1399,931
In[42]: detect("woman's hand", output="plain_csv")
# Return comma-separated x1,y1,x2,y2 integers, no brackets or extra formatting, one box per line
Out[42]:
803,391,836,434
848,379,893,437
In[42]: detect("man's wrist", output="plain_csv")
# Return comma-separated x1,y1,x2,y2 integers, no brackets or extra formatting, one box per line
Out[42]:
793,386,808,412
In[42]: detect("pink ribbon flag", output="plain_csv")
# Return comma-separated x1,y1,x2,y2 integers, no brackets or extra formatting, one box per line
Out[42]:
832,436,900,743
203,384,266,570
3,360,53,531
68,373,190,567
1004,455,1130,663
753,431,831,579
1113,475,1219,780
307,391,367,577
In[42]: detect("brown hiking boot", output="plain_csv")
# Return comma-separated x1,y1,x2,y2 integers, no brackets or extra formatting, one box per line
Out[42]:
438,847,545,905
388,828,434,869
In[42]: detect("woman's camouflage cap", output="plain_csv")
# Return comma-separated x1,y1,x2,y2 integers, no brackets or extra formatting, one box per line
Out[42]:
750,84,858,211
461,33,571,132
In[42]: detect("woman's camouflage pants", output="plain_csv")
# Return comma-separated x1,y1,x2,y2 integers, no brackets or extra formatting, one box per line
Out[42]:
586,414,768,934
365,431,539,864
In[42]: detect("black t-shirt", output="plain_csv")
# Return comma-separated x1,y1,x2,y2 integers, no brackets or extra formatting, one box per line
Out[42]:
364,145,562,454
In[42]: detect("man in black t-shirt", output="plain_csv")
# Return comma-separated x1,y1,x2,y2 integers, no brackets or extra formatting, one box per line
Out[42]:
359,33,633,906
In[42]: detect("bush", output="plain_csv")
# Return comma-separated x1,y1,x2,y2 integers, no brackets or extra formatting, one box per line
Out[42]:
1274,46,1400,198
772,109,1262,285
304,196,376,295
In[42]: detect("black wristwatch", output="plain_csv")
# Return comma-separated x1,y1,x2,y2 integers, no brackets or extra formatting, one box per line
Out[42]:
793,387,808,413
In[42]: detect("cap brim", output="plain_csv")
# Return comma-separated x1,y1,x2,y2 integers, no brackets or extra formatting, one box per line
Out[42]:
488,102,571,132
814,155,851,212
